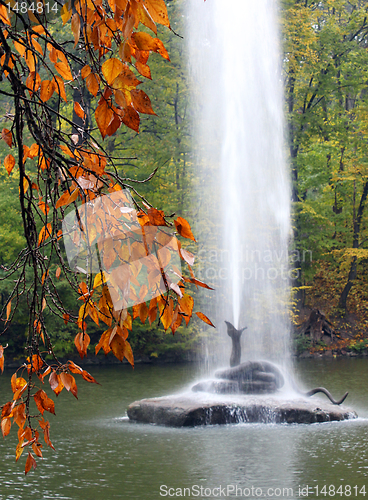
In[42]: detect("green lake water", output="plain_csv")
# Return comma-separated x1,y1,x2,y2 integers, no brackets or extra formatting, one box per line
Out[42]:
0,358,367,500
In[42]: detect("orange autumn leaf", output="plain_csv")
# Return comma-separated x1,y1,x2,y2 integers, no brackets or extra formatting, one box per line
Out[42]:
38,366,51,383
25,451,37,475
1,128,12,147
68,361,99,384
38,200,50,215
40,80,55,102
12,377,27,401
4,154,15,175
38,223,52,246
135,61,152,79
32,442,43,458
1,417,11,437
85,73,100,96
6,300,11,323
121,105,140,133
33,390,55,415
74,101,85,120
0,4,11,25
59,372,78,399
81,65,91,79
55,188,79,209
144,0,170,28
170,305,182,334
174,217,196,241
148,297,157,325
139,301,149,324
110,334,134,366
28,143,40,158
52,76,67,102
74,332,90,359
38,418,55,450
2,401,13,418
12,403,26,428
183,277,214,290
26,354,43,374
195,312,215,328
132,31,159,51
178,294,194,326
131,89,156,116
54,61,73,81
26,72,41,95
95,100,114,139
49,371,64,396
56,267,61,279
95,329,112,355
71,12,81,47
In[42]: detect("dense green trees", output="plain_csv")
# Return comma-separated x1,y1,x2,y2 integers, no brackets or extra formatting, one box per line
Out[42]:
0,0,201,363
282,0,368,338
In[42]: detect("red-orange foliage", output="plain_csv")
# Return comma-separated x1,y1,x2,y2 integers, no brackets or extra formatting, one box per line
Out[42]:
0,0,213,474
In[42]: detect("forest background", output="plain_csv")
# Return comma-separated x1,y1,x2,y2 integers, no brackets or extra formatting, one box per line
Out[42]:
1,0,368,362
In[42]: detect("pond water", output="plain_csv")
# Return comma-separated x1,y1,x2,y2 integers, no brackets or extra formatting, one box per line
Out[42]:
0,358,367,500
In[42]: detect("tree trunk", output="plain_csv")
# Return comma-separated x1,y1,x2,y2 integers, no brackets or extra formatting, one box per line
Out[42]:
338,179,368,312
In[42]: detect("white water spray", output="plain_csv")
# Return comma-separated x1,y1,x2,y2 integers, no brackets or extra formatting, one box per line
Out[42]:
187,0,291,368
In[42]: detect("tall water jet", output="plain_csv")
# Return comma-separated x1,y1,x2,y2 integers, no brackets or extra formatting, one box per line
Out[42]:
187,0,291,368
128,0,358,426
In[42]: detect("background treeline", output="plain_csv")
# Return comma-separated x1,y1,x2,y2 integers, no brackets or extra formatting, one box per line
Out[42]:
283,0,368,354
1,0,368,361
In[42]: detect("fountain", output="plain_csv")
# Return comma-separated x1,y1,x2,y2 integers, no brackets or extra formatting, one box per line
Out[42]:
127,0,357,425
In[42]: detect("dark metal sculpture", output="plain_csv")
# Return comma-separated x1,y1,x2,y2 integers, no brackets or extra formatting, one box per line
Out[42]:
225,321,247,367
222,321,348,405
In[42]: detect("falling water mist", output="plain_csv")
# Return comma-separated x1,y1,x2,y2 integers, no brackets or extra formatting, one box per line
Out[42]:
187,0,291,372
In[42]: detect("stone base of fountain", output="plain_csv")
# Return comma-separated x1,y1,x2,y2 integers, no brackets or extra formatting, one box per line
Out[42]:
127,393,357,426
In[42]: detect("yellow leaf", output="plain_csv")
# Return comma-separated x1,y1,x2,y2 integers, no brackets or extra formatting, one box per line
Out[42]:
61,3,72,24
143,0,170,28
13,41,26,56
93,271,108,289
102,58,123,85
